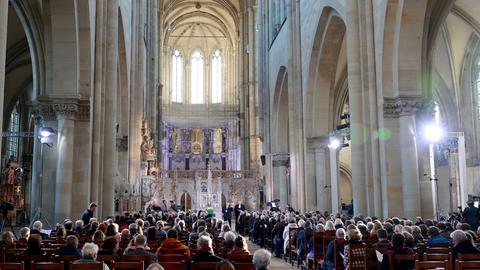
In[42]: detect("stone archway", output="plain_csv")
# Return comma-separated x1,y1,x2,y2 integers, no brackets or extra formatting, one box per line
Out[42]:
180,192,192,211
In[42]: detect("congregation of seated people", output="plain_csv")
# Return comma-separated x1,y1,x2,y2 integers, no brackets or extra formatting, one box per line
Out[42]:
235,206,480,270
0,208,272,270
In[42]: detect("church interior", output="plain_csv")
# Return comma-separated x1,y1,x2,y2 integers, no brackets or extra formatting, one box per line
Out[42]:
2,0,480,269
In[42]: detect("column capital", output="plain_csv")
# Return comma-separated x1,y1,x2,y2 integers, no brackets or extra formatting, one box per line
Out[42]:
31,97,90,121
270,153,289,167
306,136,329,152
383,96,435,118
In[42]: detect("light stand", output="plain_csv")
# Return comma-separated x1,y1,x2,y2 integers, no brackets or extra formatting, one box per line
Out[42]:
29,127,55,229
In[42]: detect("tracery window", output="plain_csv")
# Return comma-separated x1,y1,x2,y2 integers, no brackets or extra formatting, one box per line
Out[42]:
6,101,20,159
171,49,183,103
211,49,222,103
191,50,204,104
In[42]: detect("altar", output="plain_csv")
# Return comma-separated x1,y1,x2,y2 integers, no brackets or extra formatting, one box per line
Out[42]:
140,169,260,216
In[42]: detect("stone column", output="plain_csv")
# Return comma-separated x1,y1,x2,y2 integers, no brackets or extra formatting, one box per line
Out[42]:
54,106,76,223
399,113,421,219
287,0,306,211
102,0,119,218
330,148,340,214
345,1,367,215
313,143,331,212
272,153,289,205
0,0,8,153
30,115,43,220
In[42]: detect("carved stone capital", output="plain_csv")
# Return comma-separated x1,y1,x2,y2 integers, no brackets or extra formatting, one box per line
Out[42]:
31,98,90,121
383,96,435,118
271,153,289,167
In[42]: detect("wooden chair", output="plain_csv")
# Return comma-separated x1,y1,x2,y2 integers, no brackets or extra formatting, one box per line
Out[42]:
347,243,367,270
30,262,64,270
112,262,144,270
415,260,448,270
232,263,255,270
334,239,347,270
52,255,81,263
307,232,325,270
190,262,219,270
0,262,24,270
15,255,48,263
286,227,299,266
227,254,253,263
458,253,480,261
388,254,416,270
425,247,450,254
69,262,103,270
158,262,185,270
95,255,115,263
157,254,185,262
423,253,451,261
122,255,152,268
365,247,388,270
455,260,480,270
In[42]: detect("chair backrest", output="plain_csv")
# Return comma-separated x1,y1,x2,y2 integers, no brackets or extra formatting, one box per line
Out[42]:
159,249,187,255
322,235,334,258
190,262,219,270
422,252,451,262
425,247,450,254
30,262,64,270
458,253,480,261
157,262,185,270
157,254,185,262
456,260,480,270
16,255,47,263
112,262,144,270
53,255,81,263
348,243,367,270
365,247,388,270
0,262,24,270
388,254,416,270
227,254,253,263
95,255,114,263
334,239,347,270
414,260,448,270
122,255,152,267
69,262,103,270
232,263,255,270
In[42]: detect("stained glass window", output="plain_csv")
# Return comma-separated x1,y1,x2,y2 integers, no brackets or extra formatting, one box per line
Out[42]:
171,49,183,103
191,50,204,104
211,49,222,103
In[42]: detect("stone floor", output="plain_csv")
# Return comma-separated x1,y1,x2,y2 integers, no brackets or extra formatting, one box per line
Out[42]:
246,239,300,270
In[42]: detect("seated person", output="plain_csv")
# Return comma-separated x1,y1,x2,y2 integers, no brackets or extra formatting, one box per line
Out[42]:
343,229,364,269
74,242,110,270
380,233,414,270
427,226,449,245
228,235,251,257
30,221,49,239
155,229,190,257
146,227,157,241
23,234,46,255
297,220,314,258
0,231,15,247
450,230,480,262
322,228,345,270
372,229,391,248
19,227,30,244
186,236,223,270
57,235,82,256
223,231,236,249
123,234,157,263
253,249,271,270
146,263,165,270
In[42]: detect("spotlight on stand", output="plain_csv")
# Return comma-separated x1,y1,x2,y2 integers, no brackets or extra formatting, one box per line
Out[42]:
423,124,444,143
38,127,56,146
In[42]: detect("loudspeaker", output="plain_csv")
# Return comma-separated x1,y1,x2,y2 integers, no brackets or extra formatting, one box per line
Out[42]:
260,155,266,166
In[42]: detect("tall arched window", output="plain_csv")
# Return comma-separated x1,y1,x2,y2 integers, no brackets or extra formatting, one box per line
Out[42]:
171,49,183,103
476,57,480,116
6,101,20,159
191,50,204,104
211,49,222,103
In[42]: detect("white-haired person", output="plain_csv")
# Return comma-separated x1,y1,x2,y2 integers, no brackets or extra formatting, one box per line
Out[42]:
31,220,49,239
75,242,110,270
223,231,236,249
253,249,271,270
451,229,480,262
19,227,30,245
145,263,164,270
186,236,222,270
